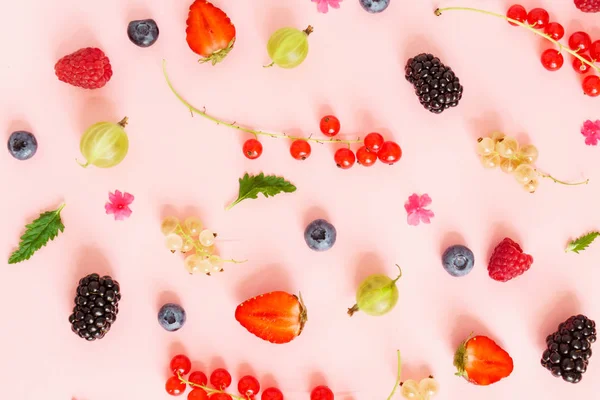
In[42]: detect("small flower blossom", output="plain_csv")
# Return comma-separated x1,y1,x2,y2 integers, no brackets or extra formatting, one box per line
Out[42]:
312,0,342,13
581,120,600,146
404,193,434,226
105,190,134,221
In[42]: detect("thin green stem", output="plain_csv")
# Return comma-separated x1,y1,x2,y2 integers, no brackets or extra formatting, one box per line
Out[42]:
387,350,402,400
435,7,600,73
162,60,363,145
177,372,247,400
176,225,246,264
536,171,590,186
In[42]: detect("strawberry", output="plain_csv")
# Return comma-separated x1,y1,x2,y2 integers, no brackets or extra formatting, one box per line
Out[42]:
186,0,236,65
488,237,533,282
454,335,514,386
235,291,307,344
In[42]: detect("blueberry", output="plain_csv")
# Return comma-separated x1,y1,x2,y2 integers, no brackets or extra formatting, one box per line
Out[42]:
158,303,186,332
441,245,475,277
8,131,37,160
304,219,337,251
127,19,159,48
359,0,390,13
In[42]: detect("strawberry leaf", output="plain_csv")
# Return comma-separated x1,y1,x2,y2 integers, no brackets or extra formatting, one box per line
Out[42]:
565,231,600,254
8,204,66,264
226,173,296,210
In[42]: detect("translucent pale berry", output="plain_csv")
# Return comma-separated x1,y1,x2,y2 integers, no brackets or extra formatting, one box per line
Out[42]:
476,137,495,155
199,229,216,247
514,164,537,184
189,371,208,387
583,75,600,97
210,368,232,389
290,139,311,160
364,132,384,152
170,354,192,375
540,49,564,71
573,54,593,74
161,216,180,235
166,376,187,396
500,158,520,173
188,389,209,400
518,144,538,164
320,115,340,137
198,258,212,275
506,5,527,26
238,375,261,397
590,40,600,61
491,131,505,143
569,31,592,52
527,8,549,29
356,146,377,166
182,240,194,253
334,148,355,169
377,141,402,164
243,138,263,160
418,377,440,397
310,385,334,400
184,254,203,274
524,179,539,193
184,217,203,236
495,137,519,158
261,387,284,400
480,154,500,169
400,379,420,399
166,233,184,251
544,22,564,41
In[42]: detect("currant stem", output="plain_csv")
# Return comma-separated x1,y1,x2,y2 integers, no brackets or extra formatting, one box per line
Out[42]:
434,7,600,74
163,60,363,145
177,372,247,400
176,225,246,264
387,350,402,400
536,171,590,186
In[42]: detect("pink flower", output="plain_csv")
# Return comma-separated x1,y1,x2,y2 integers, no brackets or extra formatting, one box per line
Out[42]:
105,190,134,221
581,120,600,146
312,0,342,13
404,193,434,226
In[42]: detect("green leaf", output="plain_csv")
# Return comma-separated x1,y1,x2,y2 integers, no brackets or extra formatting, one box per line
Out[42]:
8,204,66,264
226,173,296,210
565,231,600,254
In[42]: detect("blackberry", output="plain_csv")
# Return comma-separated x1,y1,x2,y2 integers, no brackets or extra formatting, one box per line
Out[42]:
404,53,464,114
69,273,121,341
541,314,596,383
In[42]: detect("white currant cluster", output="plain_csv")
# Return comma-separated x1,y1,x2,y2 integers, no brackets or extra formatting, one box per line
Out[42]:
400,376,439,399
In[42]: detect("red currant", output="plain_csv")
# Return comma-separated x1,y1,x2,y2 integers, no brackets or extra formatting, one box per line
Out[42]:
290,140,311,160
544,22,564,41
540,49,564,71
526,8,549,29
356,146,377,167
590,40,600,60
243,138,263,160
238,375,261,397
573,54,593,74
310,386,334,400
583,75,600,97
261,387,284,400
506,4,527,26
569,31,592,53
170,355,192,376
377,141,402,165
363,132,384,152
320,115,340,137
334,148,355,169
209,394,232,400
210,368,232,390
189,371,208,387
188,389,209,400
166,376,187,396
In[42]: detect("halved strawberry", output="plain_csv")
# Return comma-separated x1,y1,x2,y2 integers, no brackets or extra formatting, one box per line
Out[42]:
454,335,514,386
186,0,236,65
235,291,307,344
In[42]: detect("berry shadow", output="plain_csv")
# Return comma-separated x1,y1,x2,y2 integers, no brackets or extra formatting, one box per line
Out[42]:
402,35,447,69
71,247,114,306
237,362,256,380
450,314,497,350
438,231,466,256
260,373,279,390
6,119,34,139
485,223,521,261
54,27,101,60
308,371,327,391
209,356,228,374
302,206,330,231
77,97,118,138
234,264,294,302
260,6,296,43
353,252,387,288
467,111,502,142
156,290,182,311
399,363,432,383
125,4,153,26
166,341,189,377
535,291,581,351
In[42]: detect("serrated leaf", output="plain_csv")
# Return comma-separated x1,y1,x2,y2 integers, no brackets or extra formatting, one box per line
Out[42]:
226,173,296,210
8,204,66,264
565,231,600,254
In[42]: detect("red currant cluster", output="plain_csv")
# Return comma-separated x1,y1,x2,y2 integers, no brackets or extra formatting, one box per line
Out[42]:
506,4,600,96
242,115,402,169
165,354,335,400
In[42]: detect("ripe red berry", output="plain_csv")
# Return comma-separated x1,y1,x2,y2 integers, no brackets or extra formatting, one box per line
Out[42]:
526,8,549,29
310,386,334,400
166,376,187,396
590,40,600,60
243,138,263,160
377,141,402,165
583,75,600,97
189,371,208,387
238,375,261,397
261,387,284,400
506,4,527,26
210,368,232,390
188,389,209,400
356,146,377,167
544,22,565,41
573,54,593,74
209,394,232,400
569,31,592,52
334,148,355,169
363,132,384,152
54,47,113,89
170,355,192,376
320,115,341,137
540,49,564,71
290,140,311,160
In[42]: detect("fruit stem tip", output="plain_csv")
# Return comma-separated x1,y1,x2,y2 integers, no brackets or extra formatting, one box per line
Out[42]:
118,117,129,127
434,8,442,16
304,25,314,36
347,304,359,316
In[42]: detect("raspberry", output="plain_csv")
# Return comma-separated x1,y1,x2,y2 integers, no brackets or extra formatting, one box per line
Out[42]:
54,47,113,89
574,0,600,13
487,237,533,282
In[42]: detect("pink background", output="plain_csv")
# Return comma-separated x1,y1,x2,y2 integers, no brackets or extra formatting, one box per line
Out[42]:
1,0,600,399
